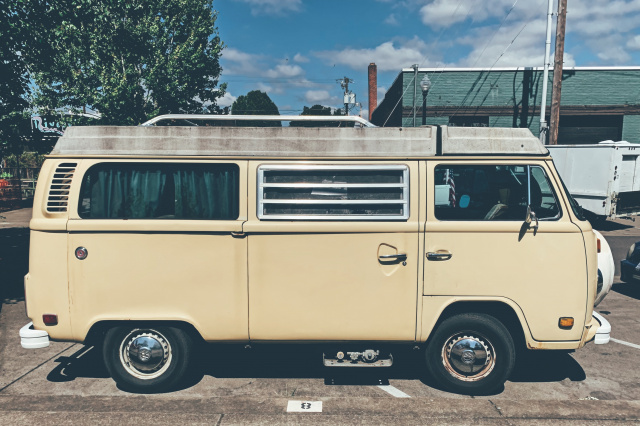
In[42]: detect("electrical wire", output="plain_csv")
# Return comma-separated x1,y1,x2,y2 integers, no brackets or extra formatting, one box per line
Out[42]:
382,0,468,126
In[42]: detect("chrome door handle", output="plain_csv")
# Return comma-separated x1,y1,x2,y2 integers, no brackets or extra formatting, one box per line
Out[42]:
427,251,452,261
378,253,407,262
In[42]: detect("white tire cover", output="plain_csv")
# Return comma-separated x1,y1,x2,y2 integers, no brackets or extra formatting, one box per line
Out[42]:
593,230,614,306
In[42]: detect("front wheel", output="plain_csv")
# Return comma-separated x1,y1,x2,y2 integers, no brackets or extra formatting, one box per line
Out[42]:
103,325,192,393
425,313,515,395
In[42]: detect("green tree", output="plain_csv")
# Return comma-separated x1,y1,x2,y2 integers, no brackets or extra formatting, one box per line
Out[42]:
28,0,226,125
290,104,337,127
0,2,32,159
289,105,352,127
231,90,281,127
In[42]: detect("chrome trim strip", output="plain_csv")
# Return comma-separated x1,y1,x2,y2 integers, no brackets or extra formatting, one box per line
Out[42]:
261,199,405,205
141,114,376,128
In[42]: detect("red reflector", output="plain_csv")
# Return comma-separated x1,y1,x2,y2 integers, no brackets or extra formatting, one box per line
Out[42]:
597,238,601,253
43,314,58,326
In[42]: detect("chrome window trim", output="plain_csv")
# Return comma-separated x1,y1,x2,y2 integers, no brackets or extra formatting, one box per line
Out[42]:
433,163,562,222
530,165,562,221
257,164,410,221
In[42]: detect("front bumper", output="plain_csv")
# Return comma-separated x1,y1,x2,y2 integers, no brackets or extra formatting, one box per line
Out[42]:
592,312,611,345
20,322,50,349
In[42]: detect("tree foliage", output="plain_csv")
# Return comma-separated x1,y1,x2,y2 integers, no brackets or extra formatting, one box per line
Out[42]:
289,104,349,127
231,90,281,127
0,2,32,156
28,0,226,125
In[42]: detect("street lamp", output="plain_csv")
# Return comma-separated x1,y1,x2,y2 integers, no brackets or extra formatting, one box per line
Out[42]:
420,75,431,126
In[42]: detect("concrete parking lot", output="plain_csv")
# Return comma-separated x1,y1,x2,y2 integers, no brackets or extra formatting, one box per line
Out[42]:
1,208,639,424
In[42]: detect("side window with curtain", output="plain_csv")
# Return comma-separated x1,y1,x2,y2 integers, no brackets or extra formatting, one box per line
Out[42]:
434,165,560,221
78,163,239,220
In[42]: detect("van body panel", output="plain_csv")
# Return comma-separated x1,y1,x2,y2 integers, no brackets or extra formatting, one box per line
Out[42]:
25,231,73,340
67,231,248,341
545,160,598,321
65,159,249,342
247,232,419,341
246,160,420,341
424,160,588,342
419,296,534,344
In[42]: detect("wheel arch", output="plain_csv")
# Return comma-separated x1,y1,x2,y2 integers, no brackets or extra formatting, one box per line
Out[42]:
84,320,204,346
421,298,532,351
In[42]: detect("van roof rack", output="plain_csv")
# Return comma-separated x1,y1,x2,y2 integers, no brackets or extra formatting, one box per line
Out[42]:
141,114,376,128
51,124,548,158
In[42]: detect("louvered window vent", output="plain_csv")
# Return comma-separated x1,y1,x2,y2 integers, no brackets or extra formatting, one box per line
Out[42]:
47,163,77,213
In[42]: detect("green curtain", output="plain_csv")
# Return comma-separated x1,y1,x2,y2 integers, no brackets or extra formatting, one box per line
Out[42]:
81,164,238,220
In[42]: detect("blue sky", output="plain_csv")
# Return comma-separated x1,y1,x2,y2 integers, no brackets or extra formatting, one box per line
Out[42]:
215,0,640,119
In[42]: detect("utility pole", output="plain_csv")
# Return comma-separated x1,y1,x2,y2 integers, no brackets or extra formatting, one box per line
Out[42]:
539,0,554,143
549,0,567,145
337,77,354,115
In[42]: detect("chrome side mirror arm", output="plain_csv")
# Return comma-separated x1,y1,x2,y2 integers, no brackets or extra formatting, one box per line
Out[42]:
526,205,539,232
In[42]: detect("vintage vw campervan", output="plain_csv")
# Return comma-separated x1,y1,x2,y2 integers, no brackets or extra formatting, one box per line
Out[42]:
20,115,610,394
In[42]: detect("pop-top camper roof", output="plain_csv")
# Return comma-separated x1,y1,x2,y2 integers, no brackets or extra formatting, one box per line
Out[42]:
50,114,548,158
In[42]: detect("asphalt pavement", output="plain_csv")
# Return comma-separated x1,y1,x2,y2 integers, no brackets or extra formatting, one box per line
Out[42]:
1,208,639,424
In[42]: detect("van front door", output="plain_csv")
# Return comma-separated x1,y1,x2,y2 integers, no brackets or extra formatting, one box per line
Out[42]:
424,161,588,342
246,162,421,341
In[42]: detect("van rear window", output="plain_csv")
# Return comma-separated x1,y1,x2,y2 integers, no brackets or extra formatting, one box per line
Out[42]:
257,165,409,220
78,163,239,220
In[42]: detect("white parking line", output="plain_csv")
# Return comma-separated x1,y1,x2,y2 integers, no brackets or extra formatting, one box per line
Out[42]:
377,385,411,398
611,337,640,350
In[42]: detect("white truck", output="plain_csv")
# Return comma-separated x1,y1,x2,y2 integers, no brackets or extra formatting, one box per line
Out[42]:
547,142,640,221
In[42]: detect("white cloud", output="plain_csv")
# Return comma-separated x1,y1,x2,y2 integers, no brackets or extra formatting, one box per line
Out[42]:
237,0,302,16
217,92,237,108
627,35,640,50
415,0,640,66
377,86,387,104
567,1,640,64
293,53,309,63
222,48,266,76
455,19,548,67
420,0,531,30
304,90,332,104
315,38,442,71
597,46,631,63
384,14,399,26
265,64,305,79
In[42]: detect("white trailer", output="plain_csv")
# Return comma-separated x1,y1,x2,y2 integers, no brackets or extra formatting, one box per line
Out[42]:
547,142,640,220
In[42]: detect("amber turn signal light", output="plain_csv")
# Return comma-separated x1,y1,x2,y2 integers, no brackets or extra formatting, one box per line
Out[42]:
558,317,574,329
43,314,58,326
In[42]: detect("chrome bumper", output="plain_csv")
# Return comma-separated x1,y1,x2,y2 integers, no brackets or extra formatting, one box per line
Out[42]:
592,312,611,345
20,322,50,349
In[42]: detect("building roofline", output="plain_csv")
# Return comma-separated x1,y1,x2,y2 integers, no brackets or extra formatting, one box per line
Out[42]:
400,66,640,72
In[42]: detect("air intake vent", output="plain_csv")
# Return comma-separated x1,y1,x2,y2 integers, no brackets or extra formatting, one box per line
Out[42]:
47,162,77,213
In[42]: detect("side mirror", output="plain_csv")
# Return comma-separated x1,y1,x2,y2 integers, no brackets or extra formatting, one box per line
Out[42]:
526,205,538,232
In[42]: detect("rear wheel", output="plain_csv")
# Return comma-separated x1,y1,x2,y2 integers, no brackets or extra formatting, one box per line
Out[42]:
103,325,192,393
425,313,515,395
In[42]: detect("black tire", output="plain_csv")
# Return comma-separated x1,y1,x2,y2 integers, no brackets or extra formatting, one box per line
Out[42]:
103,325,192,393
425,313,515,395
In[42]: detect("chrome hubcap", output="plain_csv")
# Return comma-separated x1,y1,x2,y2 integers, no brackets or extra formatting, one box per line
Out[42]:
120,330,172,380
442,333,495,382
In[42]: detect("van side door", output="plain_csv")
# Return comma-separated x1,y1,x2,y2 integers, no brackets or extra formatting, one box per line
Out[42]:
245,161,421,341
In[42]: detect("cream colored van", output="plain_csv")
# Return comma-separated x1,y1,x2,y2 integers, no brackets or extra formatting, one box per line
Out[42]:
20,115,611,395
